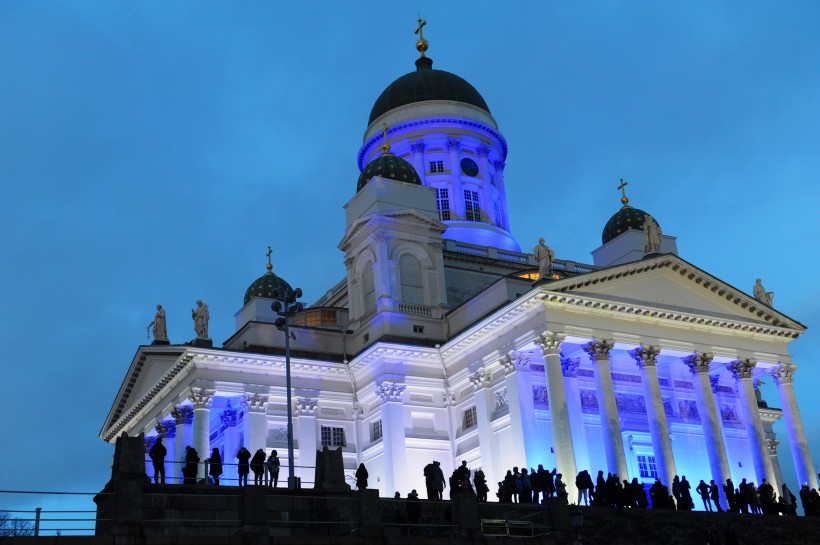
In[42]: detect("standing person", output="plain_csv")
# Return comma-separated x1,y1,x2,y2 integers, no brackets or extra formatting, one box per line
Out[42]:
576,471,589,506
696,480,712,512
432,461,446,500
251,449,266,486
266,450,280,488
184,446,200,485
709,480,724,512
355,463,369,490
208,448,222,486
680,476,694,511
474,468,488,502
423,462,436,500
554,474,568,505
149,437,167,484
724,479,736,512
406,489,421,530
236,447,251,487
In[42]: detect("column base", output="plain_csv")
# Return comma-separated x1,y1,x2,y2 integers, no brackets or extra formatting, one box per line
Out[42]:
191,338,213,348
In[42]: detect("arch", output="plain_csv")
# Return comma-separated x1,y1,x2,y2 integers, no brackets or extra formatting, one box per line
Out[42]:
398,253,423,305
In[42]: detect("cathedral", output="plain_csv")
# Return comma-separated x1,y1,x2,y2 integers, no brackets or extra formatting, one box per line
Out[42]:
100,23,816,506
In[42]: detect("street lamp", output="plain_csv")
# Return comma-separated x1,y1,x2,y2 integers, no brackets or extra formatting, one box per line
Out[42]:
271,286,303,490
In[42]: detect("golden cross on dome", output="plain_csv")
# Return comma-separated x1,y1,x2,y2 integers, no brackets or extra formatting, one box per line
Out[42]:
381,123,391,154
617,178,630,208
266,246,273,273
414,18,428,57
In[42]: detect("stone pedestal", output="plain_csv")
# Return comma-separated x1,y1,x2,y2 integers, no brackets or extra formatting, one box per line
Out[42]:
192,337,213,348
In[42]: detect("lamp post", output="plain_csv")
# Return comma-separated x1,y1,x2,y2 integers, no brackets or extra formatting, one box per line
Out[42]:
271,286,303,490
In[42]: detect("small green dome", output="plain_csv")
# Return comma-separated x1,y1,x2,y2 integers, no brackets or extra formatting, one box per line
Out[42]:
602,206,660,245
244,272,293,305
357,153,422,192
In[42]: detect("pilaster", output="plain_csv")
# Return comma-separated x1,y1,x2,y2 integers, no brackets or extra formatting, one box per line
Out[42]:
375,381,407,495
470,366,501,487
171,405,193,484
447,138,465,218
293,395,317,483
500,351,537,471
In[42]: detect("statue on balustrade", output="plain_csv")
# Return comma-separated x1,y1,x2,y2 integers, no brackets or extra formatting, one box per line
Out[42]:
192,299,210,338
147,304,168,342
642,215,662,254
753,278,774,306
533,237,554,280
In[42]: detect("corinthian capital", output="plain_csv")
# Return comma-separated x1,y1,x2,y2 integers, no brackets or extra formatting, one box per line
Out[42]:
766,438,780,455
409,140,426,154
583,339,615,362
190,387,215,410
536,331,565,355
682,352,714,375
770,362,796,385
294,397,317,416
243,392,269,413
726,358,757,381
447,137,461,151
375,381,405,402
469,368,491,391
629,344,660,368
476,144,491,157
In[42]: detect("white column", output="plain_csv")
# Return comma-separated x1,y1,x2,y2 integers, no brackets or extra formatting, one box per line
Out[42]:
190,387,214,480
470,368,501,488
410,141,426,185
500,352,537,469
562,357,590,476
726,359,776,487
294,397,318,485
243,393,269,451
447,138,465,218
771,363,819,490
682,353,732,509
172,405,193,484
583,339,629,480
535,332,578,500
492,159,510,230
376,381,407,496
629,345,677,488
221,402,240,486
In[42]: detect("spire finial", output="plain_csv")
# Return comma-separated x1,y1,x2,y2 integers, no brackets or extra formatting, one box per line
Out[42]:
381,123,392,155
414,18,428,58
617,178,630,208
266,246,273,273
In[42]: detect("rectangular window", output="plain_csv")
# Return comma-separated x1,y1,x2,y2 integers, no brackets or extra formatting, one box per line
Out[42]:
463,406,478,430
321,426,347,447
370,420,383,442
429,160,444,173
435,188,451,221
464,190,481,222
637,454,659,479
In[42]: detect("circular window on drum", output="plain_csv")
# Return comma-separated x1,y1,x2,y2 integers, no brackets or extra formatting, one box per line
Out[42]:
460,157,479,177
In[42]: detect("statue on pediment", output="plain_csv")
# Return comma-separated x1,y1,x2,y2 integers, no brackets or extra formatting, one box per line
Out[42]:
192,300,210,338
147,304,168,342
533,237,554,280
753,279,774,306
643,215,662,254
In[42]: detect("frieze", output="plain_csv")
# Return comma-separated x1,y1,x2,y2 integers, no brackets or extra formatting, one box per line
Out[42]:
532,385,549,407
530,364,545,373
615,393,647,414
658,378,670,387
577,369,594,378
720,403,740,424
678,400,700,420
673,380,694,390
495,388,509,411
268,426,287,444
580,390,598,414
716,385,733,393
612,373,642,384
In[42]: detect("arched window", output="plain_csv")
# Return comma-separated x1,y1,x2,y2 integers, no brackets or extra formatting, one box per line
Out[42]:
399,254,423,304
362,262,375,311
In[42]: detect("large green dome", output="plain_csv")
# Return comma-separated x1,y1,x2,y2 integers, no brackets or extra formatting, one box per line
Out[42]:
357,153,422,192
602,206,660,245
368,57,490,125
244,272,293,305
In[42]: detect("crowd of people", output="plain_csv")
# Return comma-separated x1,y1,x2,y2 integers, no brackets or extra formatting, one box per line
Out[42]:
147,438,281,487
148,438,820,518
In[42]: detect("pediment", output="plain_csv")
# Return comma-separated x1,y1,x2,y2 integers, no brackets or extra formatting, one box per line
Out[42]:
101,347,185,437
339,209,446,250
544,255,804,332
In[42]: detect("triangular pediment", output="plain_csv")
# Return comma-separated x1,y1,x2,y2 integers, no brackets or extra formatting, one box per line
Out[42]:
100,346,186,438
339,209,446,250
544,254,804,332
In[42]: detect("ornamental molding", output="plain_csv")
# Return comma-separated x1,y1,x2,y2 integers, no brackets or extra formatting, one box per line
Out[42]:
494,388,508,411
538,255,804,338
726,358,757,381
499,352,529,375
244,393,270,413
447,137,462,151
375,381,406,402
409,141,426,154
476,144,491,157
358,117,509,171
766,438,780,455
770,362,796,385
442,391,456,407
583,339,615,362
629,344,660,369
682,352,714,375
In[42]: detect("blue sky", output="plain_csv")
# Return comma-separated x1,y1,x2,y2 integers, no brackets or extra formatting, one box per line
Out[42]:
1,1,818,531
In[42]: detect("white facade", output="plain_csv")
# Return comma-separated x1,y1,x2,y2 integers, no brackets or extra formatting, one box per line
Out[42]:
101,49,816,507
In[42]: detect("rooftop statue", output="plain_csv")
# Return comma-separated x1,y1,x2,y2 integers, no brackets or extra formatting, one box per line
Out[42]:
192,300,210,338
753,278,774,306
147,304,167,342
533,237,554,280
643,215,662,254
